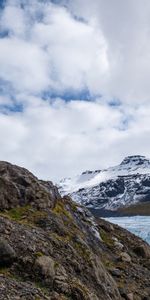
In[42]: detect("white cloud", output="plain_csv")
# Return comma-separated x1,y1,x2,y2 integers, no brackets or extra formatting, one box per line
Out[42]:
0,0,150,180
1,0,150,101
0,37,50,93
66,0,150,103
0,98,123,179
0,97,149,181
0,0,109,94
0,4,26,36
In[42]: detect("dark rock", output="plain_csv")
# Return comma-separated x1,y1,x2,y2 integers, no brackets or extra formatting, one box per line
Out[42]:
0,238,16,267
110,269,122,277
133,244,150,258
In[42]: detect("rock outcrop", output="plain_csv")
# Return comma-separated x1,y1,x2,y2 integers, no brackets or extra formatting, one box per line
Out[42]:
0,161,150,299
0,161,59,210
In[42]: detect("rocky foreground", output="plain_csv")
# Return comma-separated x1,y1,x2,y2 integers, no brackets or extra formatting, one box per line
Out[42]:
0,162,150,300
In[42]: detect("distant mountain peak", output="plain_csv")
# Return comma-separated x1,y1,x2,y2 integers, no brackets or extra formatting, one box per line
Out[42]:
120,155,150,166
58,155,150,214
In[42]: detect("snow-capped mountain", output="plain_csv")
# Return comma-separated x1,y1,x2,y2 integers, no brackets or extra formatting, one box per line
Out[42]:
59,155,150,215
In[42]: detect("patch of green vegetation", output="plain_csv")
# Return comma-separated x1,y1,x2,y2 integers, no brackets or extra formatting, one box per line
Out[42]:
0,206,48,226
100,229,114,247
53,201,83,237
0,267,10,276
35,281,49,296
116,261,127,270
58,296,72,300
2,205,31,221
102,256,115,269
74,241,91,262
70,201,78,212
34,252,44,258
51,232,71,243
70,279,90,298
0,267,23,283
9,272,25,283
117,277,126,289
54,261,59,269
53,201,73,220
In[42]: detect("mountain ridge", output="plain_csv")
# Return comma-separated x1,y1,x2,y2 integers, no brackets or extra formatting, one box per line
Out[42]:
58,155,150,216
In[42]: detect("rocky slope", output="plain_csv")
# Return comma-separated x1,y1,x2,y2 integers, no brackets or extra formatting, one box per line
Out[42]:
0,161,150,299
59,155,150,216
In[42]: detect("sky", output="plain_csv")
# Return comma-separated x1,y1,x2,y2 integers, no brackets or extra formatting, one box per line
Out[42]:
0,0,150,181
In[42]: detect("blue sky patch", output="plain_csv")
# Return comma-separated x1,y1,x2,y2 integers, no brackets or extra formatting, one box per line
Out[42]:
108,98,121,107
42,89,93,102
0,103,23,114
0,0,6,9
0,30,10,38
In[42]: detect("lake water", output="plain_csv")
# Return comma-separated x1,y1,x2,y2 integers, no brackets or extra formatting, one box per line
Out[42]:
104,216,150,245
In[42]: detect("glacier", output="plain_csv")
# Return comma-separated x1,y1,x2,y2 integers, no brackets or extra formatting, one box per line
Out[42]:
104,216,150,244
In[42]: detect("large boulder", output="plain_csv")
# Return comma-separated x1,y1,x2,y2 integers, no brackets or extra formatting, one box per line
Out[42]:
0,238,16,267
133,244,150,258
34,255,55,283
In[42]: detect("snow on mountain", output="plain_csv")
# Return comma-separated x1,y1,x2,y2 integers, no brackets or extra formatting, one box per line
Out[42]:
58,155,150,212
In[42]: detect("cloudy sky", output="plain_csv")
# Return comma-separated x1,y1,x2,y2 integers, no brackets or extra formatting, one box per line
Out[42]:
0,0,150,181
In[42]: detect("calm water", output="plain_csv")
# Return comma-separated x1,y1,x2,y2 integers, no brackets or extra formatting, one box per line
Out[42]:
105,216,150,245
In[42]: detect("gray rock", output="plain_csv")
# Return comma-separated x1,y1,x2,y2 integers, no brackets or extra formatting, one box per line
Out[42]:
0,161,59,210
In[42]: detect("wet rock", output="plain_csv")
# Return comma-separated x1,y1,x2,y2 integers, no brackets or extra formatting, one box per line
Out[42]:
0,238,16,267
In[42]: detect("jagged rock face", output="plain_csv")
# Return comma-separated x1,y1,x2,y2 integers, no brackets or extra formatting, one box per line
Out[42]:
0,161,59,210
0,161,150,299
59,155,150,215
